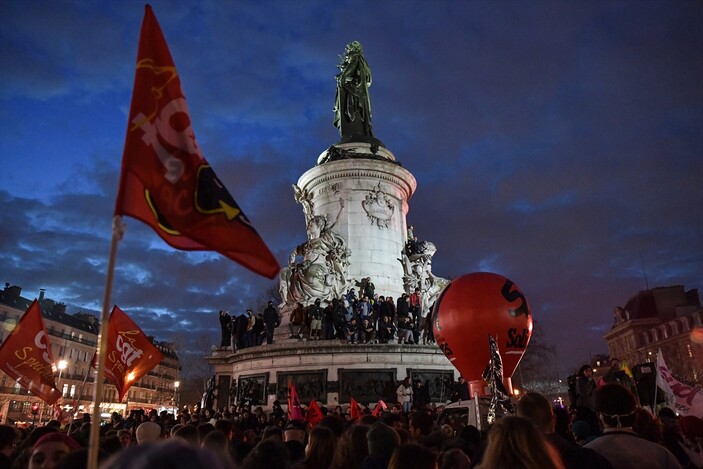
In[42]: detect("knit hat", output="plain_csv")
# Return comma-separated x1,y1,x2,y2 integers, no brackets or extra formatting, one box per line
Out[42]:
33,432,81,452
366,422,399,456
136,422,162,444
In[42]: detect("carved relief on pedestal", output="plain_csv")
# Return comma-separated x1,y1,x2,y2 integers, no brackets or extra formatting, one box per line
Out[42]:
362,183,394,229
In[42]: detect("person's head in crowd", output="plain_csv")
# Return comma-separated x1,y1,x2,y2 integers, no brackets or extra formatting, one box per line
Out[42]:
595,383,636,429
197,422,215,442
241,439,291,469
382,413,405,430
174,424,200,446
304,426,337,468
657,407,678,428
441,424,454,439
609,358,622,371
202,431,231,462
135,422,162,445
45,420,61,430
366,422,400,458
29,432,81,469
632,407,662,442
214,420,233,440
359,415,378,426
578,364,593,378
263,425,283,441
332,424,370,469
552,405,573,441
515,392,553,433
319,415,344,439
571,420,595,445
438,447,471,469
409,411,434,440
481,416,565,469
284,419,307,444
458,425,480,446
388,443,437,469
116,429,132,448
0,424,19,456
100,436,123,457
101,439,232,469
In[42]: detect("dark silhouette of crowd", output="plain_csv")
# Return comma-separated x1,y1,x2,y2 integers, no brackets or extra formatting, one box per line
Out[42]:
287,286,435,346
218,285,436,352
1,381,699,468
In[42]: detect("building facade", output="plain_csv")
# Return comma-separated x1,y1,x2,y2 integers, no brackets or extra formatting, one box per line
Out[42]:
0,284,180,425
604,285,702,384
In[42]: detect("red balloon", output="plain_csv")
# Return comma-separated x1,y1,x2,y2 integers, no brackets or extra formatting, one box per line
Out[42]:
432,272,533,383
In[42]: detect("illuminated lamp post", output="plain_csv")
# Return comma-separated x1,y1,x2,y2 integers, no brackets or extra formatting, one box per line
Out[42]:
174,381,180,416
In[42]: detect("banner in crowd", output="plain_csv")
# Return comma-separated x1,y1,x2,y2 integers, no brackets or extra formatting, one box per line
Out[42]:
350,397,362,420
656,351,703,417
306,399,323,428
114,4,279,279
482,335,514,424
0,300,62,404
288,382,303,421
372,399,387,417
94,306,164,401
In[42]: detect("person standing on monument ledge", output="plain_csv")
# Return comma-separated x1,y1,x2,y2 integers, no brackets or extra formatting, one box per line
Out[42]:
262,300,279,345
289,302,306,339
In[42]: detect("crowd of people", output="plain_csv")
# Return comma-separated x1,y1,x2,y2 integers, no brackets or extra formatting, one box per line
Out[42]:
220,283,437,350
1,380,701,469
287,286,435,346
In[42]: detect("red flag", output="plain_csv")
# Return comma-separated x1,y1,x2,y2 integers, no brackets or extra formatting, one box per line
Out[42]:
372,399,387,417
103,306,164,401
115,5,279,279
0,300,62,404
350,397,362,421
288,382,304,421
306,399,324,428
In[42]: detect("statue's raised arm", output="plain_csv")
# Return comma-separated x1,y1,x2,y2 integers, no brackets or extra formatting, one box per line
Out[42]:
334,41,375,142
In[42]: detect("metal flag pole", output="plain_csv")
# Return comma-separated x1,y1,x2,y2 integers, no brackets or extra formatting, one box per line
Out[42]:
87,216,124,469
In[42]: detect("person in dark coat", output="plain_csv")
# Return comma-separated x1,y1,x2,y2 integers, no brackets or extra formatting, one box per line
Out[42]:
262,301,279,345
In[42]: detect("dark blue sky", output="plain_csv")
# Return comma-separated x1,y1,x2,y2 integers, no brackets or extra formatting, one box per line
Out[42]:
1,1,701,375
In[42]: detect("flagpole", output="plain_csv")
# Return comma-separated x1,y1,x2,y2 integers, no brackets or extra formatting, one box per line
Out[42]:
652,349,660,413
87,216,124,469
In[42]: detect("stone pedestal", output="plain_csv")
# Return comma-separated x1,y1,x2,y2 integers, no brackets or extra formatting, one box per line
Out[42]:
298,142,416,301
209,340,458,410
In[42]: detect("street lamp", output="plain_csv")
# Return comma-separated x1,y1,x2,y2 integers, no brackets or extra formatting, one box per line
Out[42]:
173,381,180,416
56,360,68,395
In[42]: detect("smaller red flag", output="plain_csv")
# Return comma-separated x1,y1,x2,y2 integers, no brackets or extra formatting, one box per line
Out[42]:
288,382,304,421
350,397,362,421
0,300,62,404
306,399,324,428
372,399,388,417
103,306,164,401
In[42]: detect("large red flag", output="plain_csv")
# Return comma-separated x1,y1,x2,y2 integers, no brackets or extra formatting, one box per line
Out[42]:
287,382,304,421
306,399,324,428
115,5,279,279
0,300,62,404
350,397,362,421
100,306,164,401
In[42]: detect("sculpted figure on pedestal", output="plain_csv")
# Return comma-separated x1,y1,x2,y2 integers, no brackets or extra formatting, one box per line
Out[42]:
280,197,352,310
399,232,449,315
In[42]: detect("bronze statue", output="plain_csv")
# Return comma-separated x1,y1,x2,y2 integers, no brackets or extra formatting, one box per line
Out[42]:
334,41,380,144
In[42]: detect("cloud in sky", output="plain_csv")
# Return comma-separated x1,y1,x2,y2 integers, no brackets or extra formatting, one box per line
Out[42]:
1,0,702,374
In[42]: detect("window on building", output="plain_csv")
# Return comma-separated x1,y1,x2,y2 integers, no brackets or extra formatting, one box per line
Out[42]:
70,385,76,398
62,384,68,396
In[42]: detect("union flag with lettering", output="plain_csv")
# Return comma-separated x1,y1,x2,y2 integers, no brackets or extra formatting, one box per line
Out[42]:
99,306,164,401
0,300,62,404
115,5,279,279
